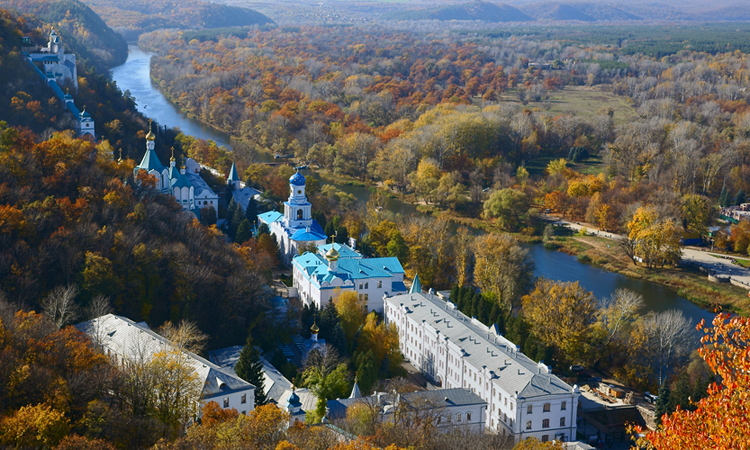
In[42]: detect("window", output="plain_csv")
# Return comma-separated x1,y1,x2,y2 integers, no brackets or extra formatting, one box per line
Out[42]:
241,394,246,404
365,294,369,301
527,405,533,414
447,414,452,423
359,283,363,290
467,412,471,422
456,413,461,423
241,411,246,415
437,416,441,424
541,435,549,443
526,421,532,430
364,282,368,289
560,417,566,427
542,419,549,428
561,401,567,411
223,398,229,408
543,403,550,412
377,280,382,288
297,209,303,220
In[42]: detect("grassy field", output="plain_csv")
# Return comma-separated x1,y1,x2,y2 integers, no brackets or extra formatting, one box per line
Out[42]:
498,85,638,125
554,235,750,315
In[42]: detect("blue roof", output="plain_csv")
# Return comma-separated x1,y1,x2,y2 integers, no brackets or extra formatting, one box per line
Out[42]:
293,252,405,287
228,162,240,182
318,243,361,259
258,211,283,224
169,165,192,189
289,171,305,186
392,281,407,292
136,148,165,173
290,228,326,242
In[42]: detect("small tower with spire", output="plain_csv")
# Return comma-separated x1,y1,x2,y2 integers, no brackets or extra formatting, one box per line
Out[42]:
409,274,421,295
349,376,362,399
227,161,241,190
310,315,320,343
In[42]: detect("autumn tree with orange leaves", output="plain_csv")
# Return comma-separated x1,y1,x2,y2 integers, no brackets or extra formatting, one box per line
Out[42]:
633,313,750,449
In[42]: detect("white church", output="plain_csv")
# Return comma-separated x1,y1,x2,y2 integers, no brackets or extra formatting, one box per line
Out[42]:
23,29,95,138
132,121,221,218
257,171,327,264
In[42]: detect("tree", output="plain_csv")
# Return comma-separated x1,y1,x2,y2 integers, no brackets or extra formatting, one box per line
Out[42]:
235,338,268,407
236,219,253,244
734,188,746,206
334,290,366,346
245,196,259,224
410,159,441,204
638,310,693,386
483,188,530,231
157,319,208,354
303,346,350,421
41,284,80,329
148,350,203,434
655,381,671,425
0,404,70,448
634,313,750,450
473,233,534,310
680,194,711,237
627,206,682,268
598,289,644,345
718,184,729,207
521,279,597,362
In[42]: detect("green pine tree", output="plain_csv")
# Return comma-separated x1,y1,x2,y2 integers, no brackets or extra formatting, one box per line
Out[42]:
235,338,268,407
231,205,246,239
236,219,253,244
719,185,729,207
245,197,258,224
735,188,746,206
654,382,671,425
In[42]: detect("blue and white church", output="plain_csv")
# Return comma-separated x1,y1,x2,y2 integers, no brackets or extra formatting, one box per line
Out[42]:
257,171,327,264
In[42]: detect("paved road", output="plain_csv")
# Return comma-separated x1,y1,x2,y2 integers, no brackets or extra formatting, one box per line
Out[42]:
548,217,750,290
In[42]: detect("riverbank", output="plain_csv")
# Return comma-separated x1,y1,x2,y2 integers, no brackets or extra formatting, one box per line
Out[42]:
549,233,748,315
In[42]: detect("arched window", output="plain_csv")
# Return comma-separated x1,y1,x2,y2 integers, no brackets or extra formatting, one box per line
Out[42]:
466,412,471,422
297,209,303,220
543,403,550,412
456,413,461,423
542,419,550,428
526,420,531,430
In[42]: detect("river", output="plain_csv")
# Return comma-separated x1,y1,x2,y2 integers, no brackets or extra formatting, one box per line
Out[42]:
109,46,715,329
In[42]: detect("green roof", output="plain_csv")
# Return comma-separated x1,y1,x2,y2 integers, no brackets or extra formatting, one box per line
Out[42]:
137,148,164,173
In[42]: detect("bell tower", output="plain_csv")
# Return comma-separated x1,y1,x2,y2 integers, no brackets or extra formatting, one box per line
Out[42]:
284,170,312,228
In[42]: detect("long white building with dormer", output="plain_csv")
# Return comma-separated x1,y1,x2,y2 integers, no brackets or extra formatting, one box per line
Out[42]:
384,292,580,444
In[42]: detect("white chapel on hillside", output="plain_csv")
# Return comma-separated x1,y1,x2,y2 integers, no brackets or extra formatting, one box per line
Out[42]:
257,170,327,264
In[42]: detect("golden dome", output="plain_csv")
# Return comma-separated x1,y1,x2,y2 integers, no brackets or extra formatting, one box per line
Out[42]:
311,321,320,334
145,119,156,141
325,244,340,262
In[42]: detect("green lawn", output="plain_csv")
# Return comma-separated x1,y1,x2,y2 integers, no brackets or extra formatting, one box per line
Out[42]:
498,86,638,125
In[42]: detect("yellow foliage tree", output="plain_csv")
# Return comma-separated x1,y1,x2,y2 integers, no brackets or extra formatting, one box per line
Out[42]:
521,279,597,362
627,206,682,268
334,290,367,345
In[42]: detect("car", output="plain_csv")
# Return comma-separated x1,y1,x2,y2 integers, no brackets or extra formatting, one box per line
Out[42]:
588,376,602,382
644,392,658,404
570,365,585,373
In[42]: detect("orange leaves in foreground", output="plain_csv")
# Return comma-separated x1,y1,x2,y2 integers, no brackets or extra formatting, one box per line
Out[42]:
635,313,750,450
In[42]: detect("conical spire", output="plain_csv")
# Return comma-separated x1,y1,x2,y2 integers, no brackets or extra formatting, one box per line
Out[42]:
228,161,240,182
349,377,362,399
409,274,421,294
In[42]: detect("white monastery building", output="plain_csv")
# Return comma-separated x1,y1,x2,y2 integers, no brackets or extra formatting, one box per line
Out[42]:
384,292,580,444
257,170,326,264
23,29,95,138
292,242,407,313
328,387,487,434
132,122,224,219
76,314,256,414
